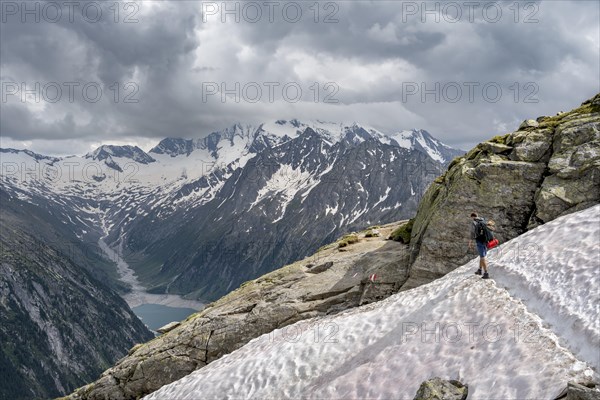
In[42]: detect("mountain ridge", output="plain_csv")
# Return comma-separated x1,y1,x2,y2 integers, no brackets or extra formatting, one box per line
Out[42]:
1,122,463,165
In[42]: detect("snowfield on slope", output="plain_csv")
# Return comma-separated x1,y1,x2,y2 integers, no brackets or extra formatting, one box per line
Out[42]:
145,205,600,400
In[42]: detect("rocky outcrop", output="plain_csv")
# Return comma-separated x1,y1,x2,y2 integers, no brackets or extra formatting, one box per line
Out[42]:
156,322,181,335
554,381,600,400
65,223,410,399
401,94,600,290
532,103,600,225
413,378,468,400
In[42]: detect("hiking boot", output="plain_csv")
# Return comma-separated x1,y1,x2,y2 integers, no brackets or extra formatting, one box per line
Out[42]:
482,272,490,279
474,268,482,275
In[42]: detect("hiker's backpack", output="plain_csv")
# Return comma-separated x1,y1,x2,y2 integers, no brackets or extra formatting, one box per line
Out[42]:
475,219,495,243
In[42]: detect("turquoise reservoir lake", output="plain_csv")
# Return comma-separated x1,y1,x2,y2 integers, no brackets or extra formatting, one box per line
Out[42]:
98,239,204,332
132,304,197,331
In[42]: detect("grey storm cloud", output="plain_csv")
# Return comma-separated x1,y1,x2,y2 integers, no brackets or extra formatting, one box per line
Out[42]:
0,0,598,155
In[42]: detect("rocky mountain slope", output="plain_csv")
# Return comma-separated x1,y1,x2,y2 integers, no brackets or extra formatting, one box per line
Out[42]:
1,122,458,301
65,94,600,399
0,192,153,399
66,223,411,399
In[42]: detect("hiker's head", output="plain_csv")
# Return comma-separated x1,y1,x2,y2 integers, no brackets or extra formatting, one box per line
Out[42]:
470,212,478,219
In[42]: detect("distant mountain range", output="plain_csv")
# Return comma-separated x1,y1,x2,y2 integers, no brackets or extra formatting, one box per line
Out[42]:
0,120,464,301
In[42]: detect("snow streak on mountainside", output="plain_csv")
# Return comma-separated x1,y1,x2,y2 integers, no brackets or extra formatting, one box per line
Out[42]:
0,122,462,300
145,205,600,400
388,129,462,163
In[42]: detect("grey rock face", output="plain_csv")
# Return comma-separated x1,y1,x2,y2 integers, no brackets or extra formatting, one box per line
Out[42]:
156,321,181,334
0,193,153,400
532,113,600,226
554,382,600,400
413,377,468,400
566,383,600,400
306,261,334,273
519,119,540,129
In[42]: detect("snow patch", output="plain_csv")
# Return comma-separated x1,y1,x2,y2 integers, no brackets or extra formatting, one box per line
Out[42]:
251,164,316,222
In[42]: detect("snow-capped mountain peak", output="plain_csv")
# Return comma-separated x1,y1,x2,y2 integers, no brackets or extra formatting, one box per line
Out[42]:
0,120,462,296
146,121,463,166
0,148,61,163
389,128,461,163
86,144,156,164
82,144,156,172
0,118,455,302
149,138,196,157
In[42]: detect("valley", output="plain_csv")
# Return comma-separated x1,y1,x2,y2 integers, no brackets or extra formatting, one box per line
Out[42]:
1,122,461,304
98,238,204,328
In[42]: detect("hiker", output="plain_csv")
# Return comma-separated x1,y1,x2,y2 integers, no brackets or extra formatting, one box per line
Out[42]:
469,212,490,279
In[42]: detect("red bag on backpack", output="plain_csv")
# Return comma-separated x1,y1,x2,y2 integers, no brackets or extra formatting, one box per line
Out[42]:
487,238,499,249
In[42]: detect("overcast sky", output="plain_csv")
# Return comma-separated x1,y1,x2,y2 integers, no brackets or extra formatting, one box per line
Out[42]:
1,0,598,156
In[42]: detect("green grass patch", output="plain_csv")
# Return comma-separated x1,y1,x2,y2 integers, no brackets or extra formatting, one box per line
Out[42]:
447,156,464,170
342,234,359,244
338,233,359,248
389,218,414,244
538,101,600,130
489,133,510,145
